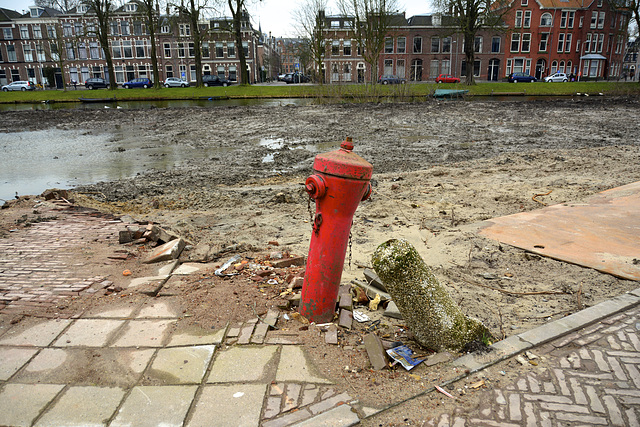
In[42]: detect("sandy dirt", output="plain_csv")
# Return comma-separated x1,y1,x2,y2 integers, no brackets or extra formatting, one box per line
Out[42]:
1,96,639,424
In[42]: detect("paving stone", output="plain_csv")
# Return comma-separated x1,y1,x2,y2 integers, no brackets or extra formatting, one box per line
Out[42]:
53,319,123,347
111,319,175,347
84,306,137,318
338,309,353,329
262,408,313,427
0,383,64,427
148,345,215,384
251,323,269,344
167,326,226,347
276,345,332,384
144,239,186,264
264,396,282,419
301,384,320,406
303,400,359,425
0,347,38,380
0,319,71,346
137,301,178,318
23,348,68,373
283,383,302,412
34,386,125,427
208,346,277,383
237,323,256,344
363,333,387,370
187,384,267,427
111,385,196,427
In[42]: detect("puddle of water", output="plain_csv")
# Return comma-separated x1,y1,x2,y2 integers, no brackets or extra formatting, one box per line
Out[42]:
0,128,229,201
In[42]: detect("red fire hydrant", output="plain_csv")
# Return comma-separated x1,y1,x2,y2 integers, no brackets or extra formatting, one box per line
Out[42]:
299,137,373,323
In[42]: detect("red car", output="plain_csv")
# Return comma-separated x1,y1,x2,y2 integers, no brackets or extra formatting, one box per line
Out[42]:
435,74,461,83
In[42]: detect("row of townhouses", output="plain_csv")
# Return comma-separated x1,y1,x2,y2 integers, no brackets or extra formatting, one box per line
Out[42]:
0,0,633,88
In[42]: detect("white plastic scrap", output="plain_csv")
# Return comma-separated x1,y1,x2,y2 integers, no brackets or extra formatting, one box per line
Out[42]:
215,255,242,277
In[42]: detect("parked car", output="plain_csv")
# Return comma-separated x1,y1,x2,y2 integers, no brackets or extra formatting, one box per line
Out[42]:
544,72,569,82
277,73,287,81
435,74,460,83
122,77,152,89
378,74,406,84
85,77,109,90
508,72,537,83
163,77,189,88
283,72,310,84
202,75,232,87
2,81,36,91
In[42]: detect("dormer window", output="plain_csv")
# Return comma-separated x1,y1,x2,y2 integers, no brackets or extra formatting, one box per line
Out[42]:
29,7,44,18
125,3,137,12
77,4,87,13
331,20,340,28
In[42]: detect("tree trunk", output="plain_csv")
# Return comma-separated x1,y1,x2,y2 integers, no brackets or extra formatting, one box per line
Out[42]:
372,239,490,352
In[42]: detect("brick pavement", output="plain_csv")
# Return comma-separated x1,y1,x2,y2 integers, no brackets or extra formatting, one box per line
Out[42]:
426,304,640,426
0,204,122,314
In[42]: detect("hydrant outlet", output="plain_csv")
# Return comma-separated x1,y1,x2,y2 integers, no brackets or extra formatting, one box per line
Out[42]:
361,182,373,201
305,175,326,199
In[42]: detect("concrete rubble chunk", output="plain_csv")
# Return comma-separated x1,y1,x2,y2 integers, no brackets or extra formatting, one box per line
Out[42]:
384,301,403,319
325,324,339,345
425,351,453,366
270,255,306,268
338,309,353,329
364,268,388,292
351,278,391,301
144,238,186,264
339,293,353,310
364,333,388,370
263,309,279,328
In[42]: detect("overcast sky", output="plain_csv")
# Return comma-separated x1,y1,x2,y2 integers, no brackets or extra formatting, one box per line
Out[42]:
3,0,433,37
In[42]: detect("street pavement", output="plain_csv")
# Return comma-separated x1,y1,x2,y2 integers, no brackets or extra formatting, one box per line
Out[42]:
1,201,640,426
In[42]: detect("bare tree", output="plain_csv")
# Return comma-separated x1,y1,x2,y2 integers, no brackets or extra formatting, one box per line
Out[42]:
337,0,399,84
432,0,509,84
293,0,327,83
133,0,161,88
172,0,210,87
227,0,251,84
35,0,80,13
84,0,117,89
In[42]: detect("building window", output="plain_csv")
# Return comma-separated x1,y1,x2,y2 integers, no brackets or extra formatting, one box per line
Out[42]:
36,43,46,61
78,42,87,59
524,11,531,28
584,34,591,52
561,11,567,28
521,0,528,5
11,69,20,81
215,42,223,58
178,42,185,57
397,59,405,77
125,3,137,12
598,12,605,29
136,40,145,57
134,21,143,35
229,65,237,81
123,41,133,58
551,60,558,74
515,11,522,27
190,65,196,81
227,42,235,57
511,33,520,52
62,23,72,36
597,33,604,52
521,34,530,52
332,40,339,56
576,39,581,53
430,59,439,78
539,33,549,51
179,24,190,36
474,36,482,53
121,21,130,35
217,66,225,77
431,37,439,53
410,58,422,80
242,41,248,57
413,37,422,53
491,36,500,53
23,44,33,62
20,26,29,39
384,59,393,74
443,37,451,53
565,34,572,52
66,41,75,59
3,28,13,40
331,20,340,28
115,66,124,83
385,37,393,53
591,11,597,28
188,42,195,57
344,40,351,56
540,13,552,26
90,42,100,59
166,65,173,78
202,41,209,58
557,34,565,52
164,42,171,58
110,22,119,35
568,11,575,28
112,42,122,59
33,25,42,39
6,45,16,62
397,37,406,53
161,24,170,33
559,60,565,73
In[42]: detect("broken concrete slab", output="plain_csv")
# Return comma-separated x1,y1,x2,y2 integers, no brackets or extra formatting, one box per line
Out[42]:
262,309,279,328
339,293,353,311
364,268,387,292
34,386,125,427
384,301,403,319
144,238,186,264
148,345,215,384
208,346,278,383
425,351,453,367
351,279,391,301
325,325,339,345
275,346,332,384
364,333,387,370
338,309,353,330
270,255,306,268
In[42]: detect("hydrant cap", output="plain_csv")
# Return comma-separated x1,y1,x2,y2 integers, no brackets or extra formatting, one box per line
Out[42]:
313,140,373,180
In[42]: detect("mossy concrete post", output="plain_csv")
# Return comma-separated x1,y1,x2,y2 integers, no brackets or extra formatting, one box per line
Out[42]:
372,239,490,352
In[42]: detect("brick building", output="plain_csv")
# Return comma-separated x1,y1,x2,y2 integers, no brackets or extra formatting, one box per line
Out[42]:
501,0,629,80
0,2,266,87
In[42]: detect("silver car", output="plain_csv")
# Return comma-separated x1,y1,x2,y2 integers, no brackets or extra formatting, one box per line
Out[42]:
544,72,569,82
163,77,189,88
2,81,36,91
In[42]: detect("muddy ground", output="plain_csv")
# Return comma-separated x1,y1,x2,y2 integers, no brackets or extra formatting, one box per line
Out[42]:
1,96,640,424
